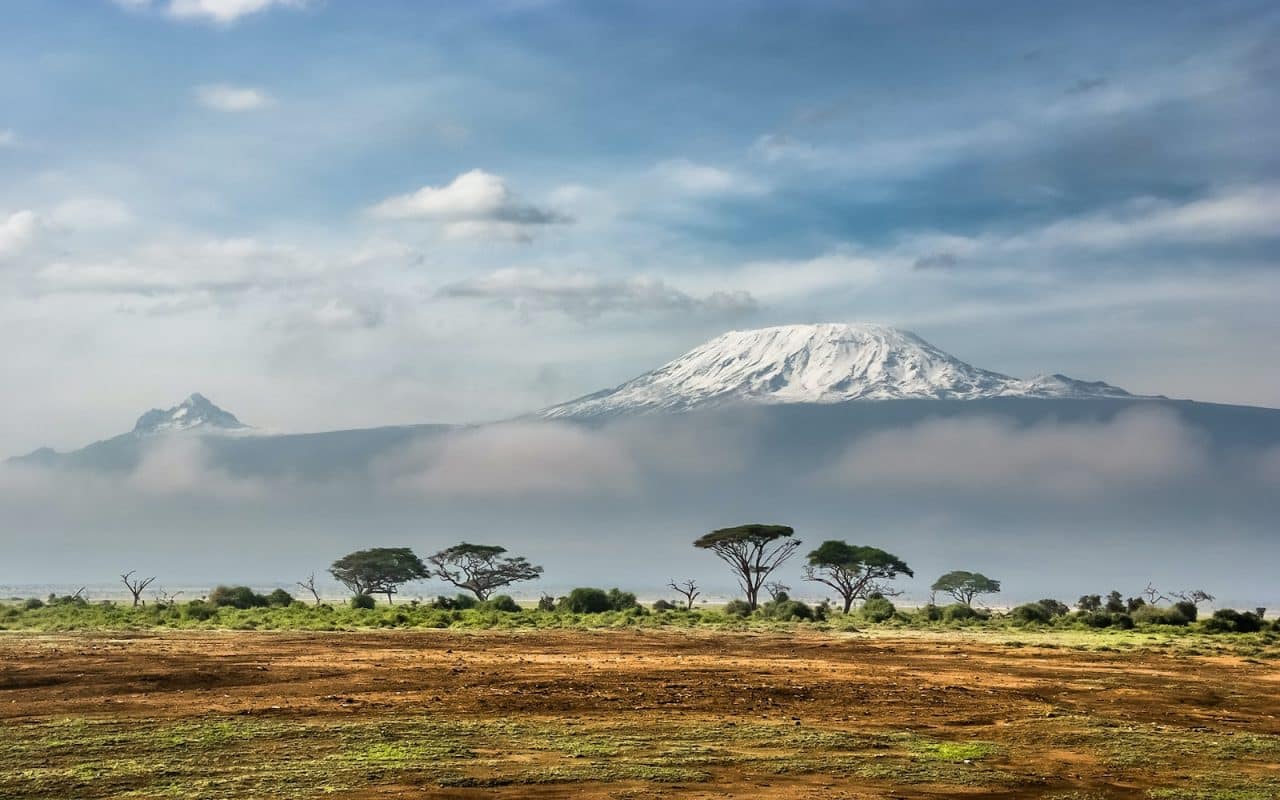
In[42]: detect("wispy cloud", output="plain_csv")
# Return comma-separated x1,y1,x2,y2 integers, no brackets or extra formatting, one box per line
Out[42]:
110,0,305,24
439,268,758,320
369,170,569,242
654,159,765,195
0,210,39,258
195,84,274,112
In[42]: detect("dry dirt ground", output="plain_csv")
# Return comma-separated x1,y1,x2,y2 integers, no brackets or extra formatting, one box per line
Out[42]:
1,629,1277,799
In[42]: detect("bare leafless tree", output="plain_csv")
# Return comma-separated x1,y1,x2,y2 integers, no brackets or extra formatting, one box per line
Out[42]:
1170,589,1215,608
153,588,183,606
1141,582,1168,605
764,581,791,603
667,579,701,610
296,573,322,606
120,571,156,607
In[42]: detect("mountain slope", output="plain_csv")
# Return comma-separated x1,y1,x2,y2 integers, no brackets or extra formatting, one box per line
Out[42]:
132,393,248,435
540,323,1137,418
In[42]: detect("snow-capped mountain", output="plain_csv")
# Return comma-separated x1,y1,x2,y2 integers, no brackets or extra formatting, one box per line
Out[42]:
131,393,248,435
540,323,1138,418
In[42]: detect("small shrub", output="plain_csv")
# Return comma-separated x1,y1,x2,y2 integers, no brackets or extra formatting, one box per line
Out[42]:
1111,613,1134,630
181,600,216,621
605,588,639,611
209,585,269,609
480,595,520,613
860,596,896,623
350,594,376,610
561,588,611,614
1010,603,1052,625
919,603,942,622
1036,598,1070,617
652,599,677,612
723,599,753,618
1173,600,1199,622
266,588,295,607
761,599,814,621
22,597,44,610
1133,605,1190,626
1203,609,1263,633
537,594,557,612
431,594,478,610
942,603,983,622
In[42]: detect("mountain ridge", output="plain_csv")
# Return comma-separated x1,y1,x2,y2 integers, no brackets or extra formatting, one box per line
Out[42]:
540,323,1141,419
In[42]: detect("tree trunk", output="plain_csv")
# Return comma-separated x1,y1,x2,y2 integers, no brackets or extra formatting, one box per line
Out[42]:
842,595,853,614
385,591,394,605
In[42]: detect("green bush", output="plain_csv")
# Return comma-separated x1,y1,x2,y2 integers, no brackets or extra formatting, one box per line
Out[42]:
761,599,814,621
266,588,294,607
1010,602,1052,625
723,599,753,618
181,600,216,621
537,594,557,612
1133,605,1190,626
559,587,637,613
209,585,269,609
22,597,44,610
941,603,983,622
919,603,942,622
652,599,677,612
561,588,611,613
1037,598,1070,617
859,596,896,623
480,595,520,613
1203,609,1263,633
430,594,478,610
1173,600,1199,622
350,594,376,610
605,588,639,611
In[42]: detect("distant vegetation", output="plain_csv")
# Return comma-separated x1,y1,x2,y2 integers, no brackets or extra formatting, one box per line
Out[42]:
4,525,1271,639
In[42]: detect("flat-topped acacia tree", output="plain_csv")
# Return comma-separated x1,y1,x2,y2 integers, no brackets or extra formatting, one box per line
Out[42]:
931,571,1001,607
329,547,429,605
694,524,801,611
803,541,913,614
427,543,543,601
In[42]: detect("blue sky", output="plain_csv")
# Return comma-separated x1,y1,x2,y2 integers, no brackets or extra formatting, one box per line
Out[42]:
1,0,1278,453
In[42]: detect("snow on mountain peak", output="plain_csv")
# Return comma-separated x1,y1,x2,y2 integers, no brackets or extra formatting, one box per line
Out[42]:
540,323,1135,418
132,393,248,435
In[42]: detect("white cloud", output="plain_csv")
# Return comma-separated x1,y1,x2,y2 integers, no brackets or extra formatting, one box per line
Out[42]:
196,84,274,112
1015,186,1280,250
828,408,1209,496
654,159,764,195
369,169,567,241
49,196,134,230
34,236,307,296
439,268,758,320
127,436,264,499
0,210,39,258
167,0,304,24
382,423,639,498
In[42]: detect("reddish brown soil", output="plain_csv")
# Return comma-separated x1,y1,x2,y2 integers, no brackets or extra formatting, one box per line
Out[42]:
2,629,1277,798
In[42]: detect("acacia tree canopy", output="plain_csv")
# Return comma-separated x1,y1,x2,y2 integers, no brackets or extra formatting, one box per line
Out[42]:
693,524,800,610
931,570,1001,607
427,542,543,600
803,541,913,614
329,547,429,604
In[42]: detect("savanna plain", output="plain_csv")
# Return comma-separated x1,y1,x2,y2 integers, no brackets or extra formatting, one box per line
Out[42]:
3,617,1278,799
